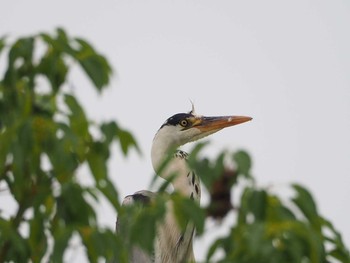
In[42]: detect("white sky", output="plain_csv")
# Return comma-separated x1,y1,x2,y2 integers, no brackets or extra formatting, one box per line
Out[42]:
1,0,350,261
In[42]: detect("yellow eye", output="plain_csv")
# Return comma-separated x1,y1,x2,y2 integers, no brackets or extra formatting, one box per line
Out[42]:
180,119,188,127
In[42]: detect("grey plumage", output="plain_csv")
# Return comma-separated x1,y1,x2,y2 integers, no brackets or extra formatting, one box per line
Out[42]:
114,110,251,263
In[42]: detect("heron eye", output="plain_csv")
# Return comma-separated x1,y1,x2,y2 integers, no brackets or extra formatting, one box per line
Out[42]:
180,119,188,127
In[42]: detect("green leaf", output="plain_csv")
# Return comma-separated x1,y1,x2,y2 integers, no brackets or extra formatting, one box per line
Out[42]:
101,121,119,144
56,28,69,45
51,227,73,263
74,38,112,90
28,210,47,262
0,36,6,54
80,228,128,262
130,196,166,254
37,49,68,92
34,94,57,118
96,179,121,211
0,126,13,173
237,187,253,225
8,37,34,65
4,37,35,86
0,29,139,263
233,150,252,178
187,142,225,189
292,184,321,231
0,218,31,262
117,127,140,155
249,189,267,221
131,210,158,253
101,121,140,156
56,182,96,226
64,94,90,139
45,136,79,182
87,141,108,181
267,195,296,222
206,238,225,261
117,194,166,256
188,156,211,189
329,248,350,262
321,217,350,261
172,194,205,234
188,141,210,160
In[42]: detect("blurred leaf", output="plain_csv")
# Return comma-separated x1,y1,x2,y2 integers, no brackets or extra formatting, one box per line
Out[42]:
80,227,128,262
206,237,225,261
34,94,57,118
0,218,30,262
233,150,252,178
0,29,134,263
187,142,225,189
87,141,108,182
74,38,112,90
188,156,210,188
117,195,166,254
117,127,140,155
188,141,209,160
0,36,6,54
37,49,68,92
64,94,90,139
130,211,158,253
322,217,350,261
237,187,252,225
131,195,168,255
45,137,79,182
249,189,268,221
329,248,350,262
56,182,96,226
96,178,121,211
56,122,87,162
101,121,119,144
28,210,47,262
101,121,140,155
4,37,34,86
8,37,34,65
51,227,73,263
292,184,321,232
0,126,13,173
56,28,69,46
9,120,36,201
172,194,205,235
266,195,297,222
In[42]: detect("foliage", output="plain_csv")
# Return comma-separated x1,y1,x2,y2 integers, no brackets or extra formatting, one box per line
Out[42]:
187,144,350,263
0,29,349,263
0,29,138,262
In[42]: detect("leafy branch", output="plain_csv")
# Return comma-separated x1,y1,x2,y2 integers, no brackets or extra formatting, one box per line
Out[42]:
0,29,349,263
0,28,137,262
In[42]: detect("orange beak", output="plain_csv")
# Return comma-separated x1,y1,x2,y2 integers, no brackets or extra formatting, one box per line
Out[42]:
192,115,252,132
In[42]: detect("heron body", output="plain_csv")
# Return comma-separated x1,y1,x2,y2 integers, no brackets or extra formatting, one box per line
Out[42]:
119,109,251,263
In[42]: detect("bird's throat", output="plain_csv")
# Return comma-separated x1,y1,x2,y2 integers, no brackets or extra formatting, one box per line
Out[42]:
151,138,200,200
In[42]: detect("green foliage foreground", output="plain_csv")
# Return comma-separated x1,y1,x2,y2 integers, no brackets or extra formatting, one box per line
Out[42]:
0,29,137,262
0,29,349,263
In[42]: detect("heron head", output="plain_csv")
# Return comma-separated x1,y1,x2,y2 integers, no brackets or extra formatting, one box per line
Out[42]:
157,110,252,147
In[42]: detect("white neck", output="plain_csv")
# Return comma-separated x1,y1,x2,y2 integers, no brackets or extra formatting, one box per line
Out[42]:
151,126,200,199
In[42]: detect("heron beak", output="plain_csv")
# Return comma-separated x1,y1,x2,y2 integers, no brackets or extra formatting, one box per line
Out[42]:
193,115,252,132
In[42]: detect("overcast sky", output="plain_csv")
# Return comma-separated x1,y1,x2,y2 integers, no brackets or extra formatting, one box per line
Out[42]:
1,0,350,261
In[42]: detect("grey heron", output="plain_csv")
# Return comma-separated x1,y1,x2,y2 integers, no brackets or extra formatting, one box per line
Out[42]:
118,107,251,263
